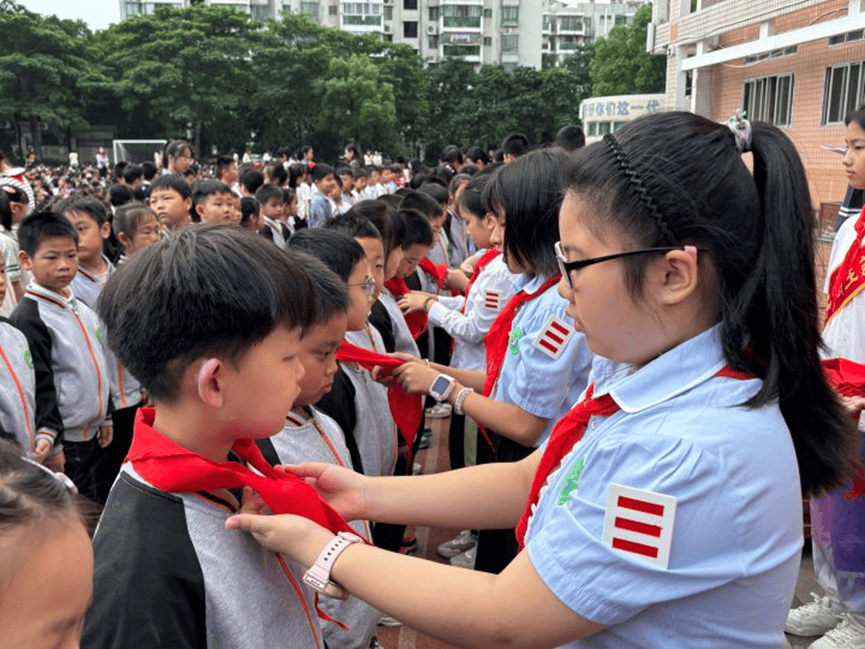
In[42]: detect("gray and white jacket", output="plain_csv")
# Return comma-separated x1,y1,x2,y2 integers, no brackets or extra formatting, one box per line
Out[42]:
10,282,114,445
0,317,44,450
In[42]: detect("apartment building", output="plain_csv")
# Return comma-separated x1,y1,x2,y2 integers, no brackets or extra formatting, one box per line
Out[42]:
120,0,642,69
543,0,642,65
649,0,865,210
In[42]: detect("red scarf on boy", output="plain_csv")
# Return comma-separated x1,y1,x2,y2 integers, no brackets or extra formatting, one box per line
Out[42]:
126,408,357,535
335,340,424,451
478,273,561,450
384,276,427,339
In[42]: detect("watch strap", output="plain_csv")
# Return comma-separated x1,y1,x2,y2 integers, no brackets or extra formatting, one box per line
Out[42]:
302,531,362,598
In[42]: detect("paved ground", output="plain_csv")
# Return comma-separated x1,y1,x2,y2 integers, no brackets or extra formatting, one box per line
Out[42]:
376,415,827,649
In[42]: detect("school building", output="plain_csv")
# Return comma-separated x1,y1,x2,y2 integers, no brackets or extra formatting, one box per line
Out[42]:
648,0,865,219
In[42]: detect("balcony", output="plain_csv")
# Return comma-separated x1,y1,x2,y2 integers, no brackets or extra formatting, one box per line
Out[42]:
344,14,382,25
443,16,481,28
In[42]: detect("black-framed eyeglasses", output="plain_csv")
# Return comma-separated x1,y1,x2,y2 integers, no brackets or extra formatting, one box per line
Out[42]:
555,241,693,288
348,277,376,296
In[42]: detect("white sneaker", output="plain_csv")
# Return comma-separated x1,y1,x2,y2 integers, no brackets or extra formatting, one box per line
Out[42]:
425,403,452,419
786,592,843,636
449,545,476,569
810,613,865,649
437,529,477,559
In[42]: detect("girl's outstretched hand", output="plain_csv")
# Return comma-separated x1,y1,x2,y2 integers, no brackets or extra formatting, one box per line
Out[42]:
392,360,437,395
281,462,369,522
225,512,327,565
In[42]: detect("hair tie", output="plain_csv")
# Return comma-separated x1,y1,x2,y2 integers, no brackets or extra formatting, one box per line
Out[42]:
727,109,753,153
21,455,78,494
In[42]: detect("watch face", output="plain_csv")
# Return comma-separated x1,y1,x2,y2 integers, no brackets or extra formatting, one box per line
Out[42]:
431,375,452,396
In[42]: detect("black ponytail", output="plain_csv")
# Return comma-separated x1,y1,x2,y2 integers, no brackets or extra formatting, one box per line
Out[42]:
564,111,857,497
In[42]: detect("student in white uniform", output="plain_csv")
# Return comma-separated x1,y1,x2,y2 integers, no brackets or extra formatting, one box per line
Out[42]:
225,112,857,648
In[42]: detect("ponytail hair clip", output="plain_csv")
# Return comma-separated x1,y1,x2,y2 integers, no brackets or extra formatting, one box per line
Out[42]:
21,455,79,494
727,109,753,153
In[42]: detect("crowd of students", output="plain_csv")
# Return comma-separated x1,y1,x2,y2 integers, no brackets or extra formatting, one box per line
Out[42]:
0,109,863,649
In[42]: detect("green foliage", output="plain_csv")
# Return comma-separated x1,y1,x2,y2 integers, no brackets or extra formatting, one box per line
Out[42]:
0,0,598,163
0,1,92,157
589,4,665,97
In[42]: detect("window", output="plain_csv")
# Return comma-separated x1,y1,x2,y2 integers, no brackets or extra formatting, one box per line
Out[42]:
384,5,392,19
743,74,794,127
822,62,864,125
300,2,318,16
403,0,417,9
501,6,519,25
483,8,492,18
559,16,583,31
383,33,393,41
251,5,270,20
429,6,439,21
444,45,480,56
484,36,492,46
542,15,551,31
829,30,865,46
615,14,627,25
743,46,797,64
343,2,381,25
502,34,518,52
329,4,338,15
404,20,418,38
429,35,439,48
443,5,481,28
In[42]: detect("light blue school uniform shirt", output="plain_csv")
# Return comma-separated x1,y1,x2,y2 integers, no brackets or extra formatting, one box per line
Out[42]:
491,273,592,447
525,326,802,649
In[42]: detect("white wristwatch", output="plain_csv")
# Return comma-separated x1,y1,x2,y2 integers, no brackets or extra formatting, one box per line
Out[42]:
429,374,456,402
302,531,363,598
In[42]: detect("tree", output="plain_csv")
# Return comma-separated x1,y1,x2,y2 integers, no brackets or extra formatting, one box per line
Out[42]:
589,4,665,97
92,4,258,154
316,54,397,151
0,1,92,159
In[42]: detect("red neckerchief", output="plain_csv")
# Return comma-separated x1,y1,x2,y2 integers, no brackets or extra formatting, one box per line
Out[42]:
127,408,357,536
515,366,752,549
460,250,500,315
479,274,562,450
335,340,423,452
826,207,865,325
384,276,427,339
821,358,865,500
419,258,461,297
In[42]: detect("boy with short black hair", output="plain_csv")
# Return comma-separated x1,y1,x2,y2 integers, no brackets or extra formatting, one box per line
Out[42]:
309,164,337,228
83,225,343,648
256,184,291,246
191,180,234,225
256,254,381,649
287,229,397,480
149,174,192,234
10,211,115,502
351,168,368,202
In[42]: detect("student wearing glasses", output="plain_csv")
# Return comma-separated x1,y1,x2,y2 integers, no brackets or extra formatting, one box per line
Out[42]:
226,112,855,648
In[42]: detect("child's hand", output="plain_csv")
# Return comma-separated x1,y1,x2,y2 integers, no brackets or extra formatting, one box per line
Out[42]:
46,449,65,474
281,462,368,522
840,395,865,422
238,486,273,516
371,365,394,385
97,425,113,448
460,257,478,276
225,512,330,566
445,268,469,292
398,291,432,314
392,361,438,396
32,438,52,464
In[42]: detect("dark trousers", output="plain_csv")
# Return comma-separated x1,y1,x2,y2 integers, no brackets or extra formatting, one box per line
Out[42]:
64,436,111,505
102,403,141,486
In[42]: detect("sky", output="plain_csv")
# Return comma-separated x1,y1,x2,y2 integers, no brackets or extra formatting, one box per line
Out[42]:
19,0,120,32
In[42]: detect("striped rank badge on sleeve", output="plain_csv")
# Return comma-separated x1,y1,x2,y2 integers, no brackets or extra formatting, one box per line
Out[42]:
484,290,501,311
602,483,677,569
532,315,575,360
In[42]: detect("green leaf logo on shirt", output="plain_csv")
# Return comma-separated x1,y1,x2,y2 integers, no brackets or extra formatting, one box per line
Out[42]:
558,457,586,505
96,326,105,346
23,349,33,370
508,327,524,355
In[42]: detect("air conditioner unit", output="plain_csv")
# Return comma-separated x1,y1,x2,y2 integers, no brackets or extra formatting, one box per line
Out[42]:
383,23,392,32
427,24,438,34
